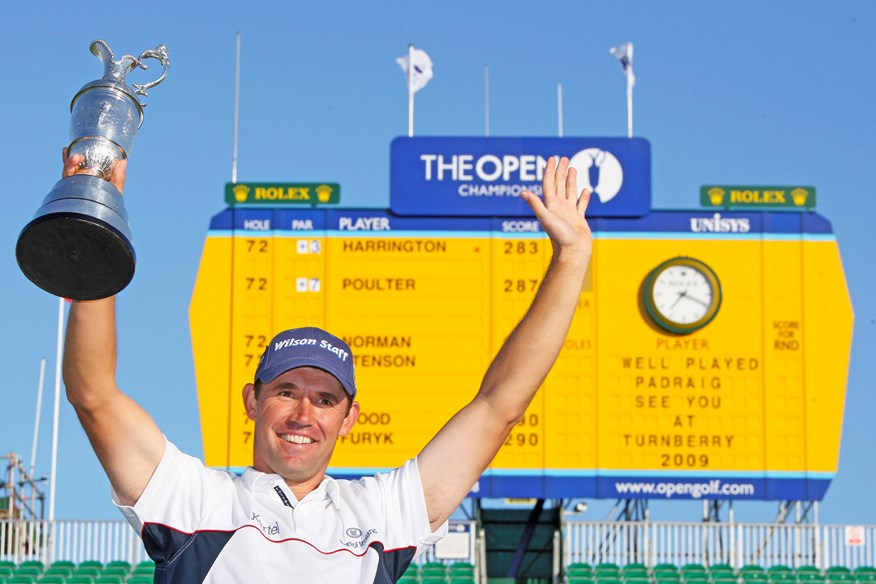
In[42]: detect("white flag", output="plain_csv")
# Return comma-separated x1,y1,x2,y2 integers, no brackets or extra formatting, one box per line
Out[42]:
397,48,434,93
610,42,635,87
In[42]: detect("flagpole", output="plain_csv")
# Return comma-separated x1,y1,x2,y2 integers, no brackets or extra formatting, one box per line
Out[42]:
484,65,490,137
30,358,46,476
557,83,564,138
231,32,241,183
49,297,64,522
610,42,635,138
627,75,633,138
407,44,414,137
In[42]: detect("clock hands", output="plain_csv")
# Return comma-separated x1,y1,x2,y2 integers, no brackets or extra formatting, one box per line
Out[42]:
671,290,711,310
681,290,711,308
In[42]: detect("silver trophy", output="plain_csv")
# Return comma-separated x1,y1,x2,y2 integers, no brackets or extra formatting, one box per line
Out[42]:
16,40,169,300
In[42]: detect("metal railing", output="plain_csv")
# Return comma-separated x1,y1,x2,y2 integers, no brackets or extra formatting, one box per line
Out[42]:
3,517,875,572
1,519,479,567
563,521,876,570
1,519,147,565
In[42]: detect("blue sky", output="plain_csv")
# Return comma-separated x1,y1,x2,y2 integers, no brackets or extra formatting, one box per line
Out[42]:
0,1,873,523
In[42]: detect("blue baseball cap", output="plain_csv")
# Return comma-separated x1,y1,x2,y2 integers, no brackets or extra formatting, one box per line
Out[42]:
255,327,357,398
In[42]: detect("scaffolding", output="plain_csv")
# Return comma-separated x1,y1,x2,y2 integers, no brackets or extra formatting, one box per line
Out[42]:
1,451,46,561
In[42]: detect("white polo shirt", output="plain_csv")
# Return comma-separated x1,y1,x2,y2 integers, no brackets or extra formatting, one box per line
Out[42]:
114,440,447,583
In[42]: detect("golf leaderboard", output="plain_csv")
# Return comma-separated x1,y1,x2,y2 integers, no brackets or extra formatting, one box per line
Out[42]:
190,137,851,500
190,204,851,500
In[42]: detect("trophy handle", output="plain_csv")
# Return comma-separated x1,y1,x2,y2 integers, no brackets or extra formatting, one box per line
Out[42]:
88,40,170,98
131,45,170,97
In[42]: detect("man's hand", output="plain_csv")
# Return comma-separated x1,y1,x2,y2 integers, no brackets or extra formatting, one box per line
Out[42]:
520,156,592,263
61,148,128,194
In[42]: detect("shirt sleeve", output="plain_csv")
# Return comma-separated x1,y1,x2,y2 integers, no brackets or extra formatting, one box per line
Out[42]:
374,457,448,555
112,438,230,537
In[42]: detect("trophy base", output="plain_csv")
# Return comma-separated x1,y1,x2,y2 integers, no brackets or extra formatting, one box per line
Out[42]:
16,175,136,301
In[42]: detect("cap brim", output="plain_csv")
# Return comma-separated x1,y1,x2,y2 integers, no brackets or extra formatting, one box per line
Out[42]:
257,357,356,397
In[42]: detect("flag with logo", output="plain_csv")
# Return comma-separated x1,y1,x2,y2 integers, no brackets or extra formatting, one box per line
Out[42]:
610,42,635,87
396,48,434,93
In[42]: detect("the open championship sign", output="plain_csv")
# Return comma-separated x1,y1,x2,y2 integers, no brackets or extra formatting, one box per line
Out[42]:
390,137,651,217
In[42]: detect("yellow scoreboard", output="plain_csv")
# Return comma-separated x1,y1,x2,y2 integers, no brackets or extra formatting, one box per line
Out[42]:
190,208,852,500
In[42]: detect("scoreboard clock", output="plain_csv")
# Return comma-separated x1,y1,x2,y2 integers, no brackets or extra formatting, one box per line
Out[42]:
643,256,722,334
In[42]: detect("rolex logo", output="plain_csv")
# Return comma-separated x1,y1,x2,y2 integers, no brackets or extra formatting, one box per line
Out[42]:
233,184,251,203
316,184,333,203
791,188,809,207
708,187,726,206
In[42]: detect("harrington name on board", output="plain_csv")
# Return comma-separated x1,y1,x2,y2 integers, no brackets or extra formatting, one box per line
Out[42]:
390,137,652,217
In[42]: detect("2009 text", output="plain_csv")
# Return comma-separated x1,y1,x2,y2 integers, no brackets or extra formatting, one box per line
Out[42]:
660,453,709,468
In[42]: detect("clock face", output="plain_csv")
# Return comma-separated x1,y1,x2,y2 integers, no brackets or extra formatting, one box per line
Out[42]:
643,257,722,334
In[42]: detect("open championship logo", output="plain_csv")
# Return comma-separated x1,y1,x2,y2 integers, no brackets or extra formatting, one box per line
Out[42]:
568,148,623,204
391,138,649,216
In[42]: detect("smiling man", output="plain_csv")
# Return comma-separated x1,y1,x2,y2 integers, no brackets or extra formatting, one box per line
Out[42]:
63,154,592,583
246,328,360,496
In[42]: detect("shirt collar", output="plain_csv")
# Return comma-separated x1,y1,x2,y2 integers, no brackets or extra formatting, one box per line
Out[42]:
244,467,341,509
321,475,342,510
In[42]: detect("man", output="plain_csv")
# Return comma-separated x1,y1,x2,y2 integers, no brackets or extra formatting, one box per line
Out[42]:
63,152,592,583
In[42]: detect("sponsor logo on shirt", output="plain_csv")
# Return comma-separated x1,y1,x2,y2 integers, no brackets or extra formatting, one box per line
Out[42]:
340,527,378,548
251,512,280,536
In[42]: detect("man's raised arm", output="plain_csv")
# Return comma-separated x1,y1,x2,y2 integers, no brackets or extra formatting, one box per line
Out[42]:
61,154,165,506
417,156,592,531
